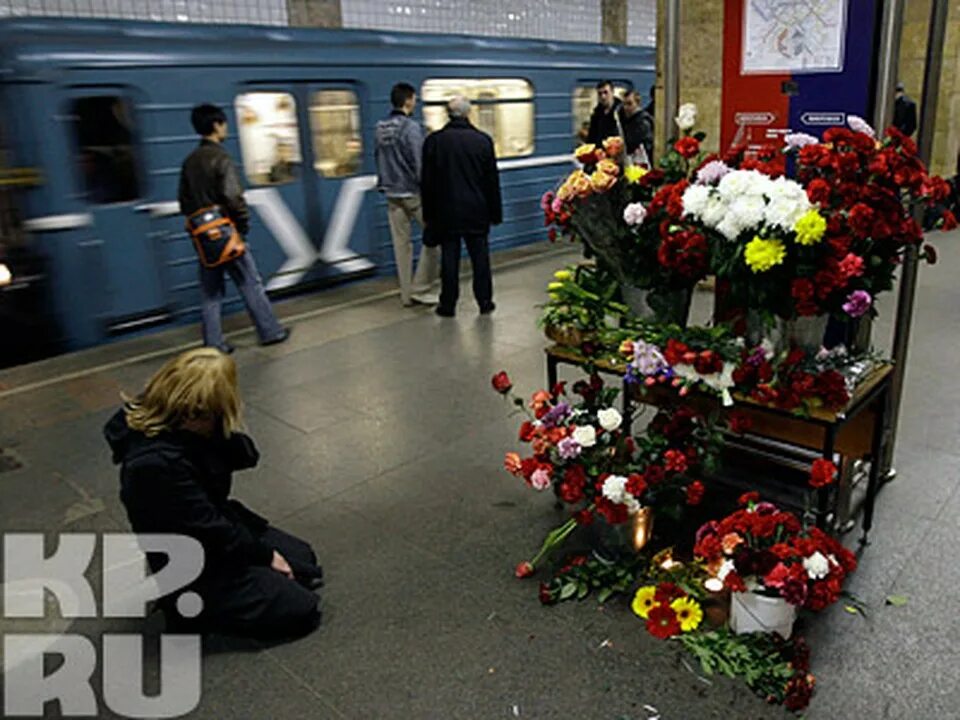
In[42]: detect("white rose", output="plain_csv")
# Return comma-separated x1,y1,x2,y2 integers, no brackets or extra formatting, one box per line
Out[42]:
572,425,597,448
597,407,623,432
675,102,698,130
681,184,711,218
803,551,831,580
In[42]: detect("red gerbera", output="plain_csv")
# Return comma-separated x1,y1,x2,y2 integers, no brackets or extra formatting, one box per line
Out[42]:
646,604,682,639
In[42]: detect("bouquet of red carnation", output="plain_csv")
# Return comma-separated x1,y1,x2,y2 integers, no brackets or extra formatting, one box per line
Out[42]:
694,496,857,611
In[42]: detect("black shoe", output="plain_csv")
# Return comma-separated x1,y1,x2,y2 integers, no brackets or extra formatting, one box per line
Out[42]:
220,343,235,355
261,328,291,346
435,306,455,318
479,302,496,315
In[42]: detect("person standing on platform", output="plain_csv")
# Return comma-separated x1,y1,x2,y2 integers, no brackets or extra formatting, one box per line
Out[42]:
104,348,323,640
178,104,289,354
586,80,623,145
375,82,440,307
893,82,918,137
421,95,502,318
619,89,654,166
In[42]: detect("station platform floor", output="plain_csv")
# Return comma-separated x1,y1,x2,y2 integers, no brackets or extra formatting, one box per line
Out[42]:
1,237,958,718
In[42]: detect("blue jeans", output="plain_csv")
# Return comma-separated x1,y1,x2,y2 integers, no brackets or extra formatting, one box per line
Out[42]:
199,251,284,349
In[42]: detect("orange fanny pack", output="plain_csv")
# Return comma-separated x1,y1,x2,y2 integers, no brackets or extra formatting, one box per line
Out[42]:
186,206,246,268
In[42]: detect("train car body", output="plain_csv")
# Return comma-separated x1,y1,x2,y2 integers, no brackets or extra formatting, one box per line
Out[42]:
0,18,654,356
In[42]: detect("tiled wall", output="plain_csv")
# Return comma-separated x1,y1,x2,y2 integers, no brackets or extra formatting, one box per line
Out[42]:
626,0,656,47
341,0,603,44
0,0,287,24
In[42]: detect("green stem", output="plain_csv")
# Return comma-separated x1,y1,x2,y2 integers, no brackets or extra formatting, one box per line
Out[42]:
528,507,593,568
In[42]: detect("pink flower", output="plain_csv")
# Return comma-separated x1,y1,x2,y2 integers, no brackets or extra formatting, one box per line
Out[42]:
842,290,873,318
540,191,554,212
695,160,731,185
838,253,865,280
551,196,564,214
515,561,534,578
530,468,552,491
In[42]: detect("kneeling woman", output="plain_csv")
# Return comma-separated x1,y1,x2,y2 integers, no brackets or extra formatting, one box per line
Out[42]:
104,348,323,639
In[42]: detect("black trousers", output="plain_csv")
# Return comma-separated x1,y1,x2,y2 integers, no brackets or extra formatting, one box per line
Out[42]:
187,526,321,640
439,234,493,311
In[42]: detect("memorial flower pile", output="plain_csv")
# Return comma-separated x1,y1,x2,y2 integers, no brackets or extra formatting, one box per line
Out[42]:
694,496,857,611
632,581,704,638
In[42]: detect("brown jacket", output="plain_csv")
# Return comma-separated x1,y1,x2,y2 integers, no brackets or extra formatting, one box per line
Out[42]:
178,139,250,235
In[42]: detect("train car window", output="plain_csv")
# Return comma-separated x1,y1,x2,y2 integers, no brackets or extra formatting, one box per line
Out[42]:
309,90,363,178
572,83,631,145
421,79,534,159
234,92,303,186
72,97,141,204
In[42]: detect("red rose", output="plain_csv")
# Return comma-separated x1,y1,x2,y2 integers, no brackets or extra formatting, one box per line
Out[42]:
674,136,700,159
694,350,723,375
694,533,723,561
940,211,958,232
738,491,760,506
728,411,753,434
518,421,537,442
809,458,837,488
723,571,748,593
595,497,629,525
663,339,690,366
514,561,534,578
538,582,555,605
686,480,705,505
491,371,512,394
847,203,875,238
558,479,585,504
573,508,594,525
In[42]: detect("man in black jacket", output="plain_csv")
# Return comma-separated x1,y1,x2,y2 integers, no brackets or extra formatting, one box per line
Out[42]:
893,82,918,137
586,80,623,145
422,96,502,317
178,104,289,354
620,90,654,164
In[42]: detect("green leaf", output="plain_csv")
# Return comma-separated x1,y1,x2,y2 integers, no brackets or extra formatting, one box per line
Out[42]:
885,594,908,607
597,587,614,604
577,582,590,600
559,582,577,601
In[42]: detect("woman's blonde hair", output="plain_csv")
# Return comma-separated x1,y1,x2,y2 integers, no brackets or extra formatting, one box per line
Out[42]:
124,348,242,437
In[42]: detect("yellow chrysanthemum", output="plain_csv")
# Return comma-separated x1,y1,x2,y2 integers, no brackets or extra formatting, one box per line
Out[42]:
631,585,659,619
553,269,573,281
744,237,786,273
547,281,564,291
670,596,703,632
794,209,827,246
548,292,561,301
624,165,648,184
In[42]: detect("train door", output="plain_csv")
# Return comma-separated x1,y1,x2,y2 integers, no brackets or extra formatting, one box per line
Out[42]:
65,86,167,331
234,83,371,292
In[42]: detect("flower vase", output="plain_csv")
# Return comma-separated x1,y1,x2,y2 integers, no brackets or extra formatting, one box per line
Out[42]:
824,315,873,355
729,590,797,639
785,315,829,353
631,506,654,551
745,312,828,354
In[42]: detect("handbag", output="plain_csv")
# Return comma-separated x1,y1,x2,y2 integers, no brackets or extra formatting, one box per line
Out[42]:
186,205,246,268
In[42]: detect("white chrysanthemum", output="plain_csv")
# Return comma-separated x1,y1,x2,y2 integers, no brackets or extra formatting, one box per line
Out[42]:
729,195,767,230
803,551,831,580
572,425,597,448
766,176,809,203
716,213,745,241
701,194,728,227
717,169,771,202
764,197,810,231
681,184,711,218
784,132,819,149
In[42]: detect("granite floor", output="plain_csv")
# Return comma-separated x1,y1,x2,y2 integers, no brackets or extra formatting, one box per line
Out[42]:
0,236,958,719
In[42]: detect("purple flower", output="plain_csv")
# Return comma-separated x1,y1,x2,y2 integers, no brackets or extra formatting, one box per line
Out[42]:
695,160,731,185
557,436,582,460
784,132,819,149
842,290,873,318
629,340,667,376
541,402,571,428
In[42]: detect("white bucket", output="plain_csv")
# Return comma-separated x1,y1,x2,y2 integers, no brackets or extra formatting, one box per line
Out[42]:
729,590,797,639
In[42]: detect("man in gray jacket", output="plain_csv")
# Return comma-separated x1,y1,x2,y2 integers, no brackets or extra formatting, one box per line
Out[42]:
375,83,439,306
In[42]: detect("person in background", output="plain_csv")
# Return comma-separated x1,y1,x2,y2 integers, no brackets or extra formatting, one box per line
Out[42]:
104,348,323,640
644,84,656,156
375,82,440,307
619,89,654,165
421,95,502,318
576,120,591,145
178,104,289,354
893,82,918,137
586,80,622,145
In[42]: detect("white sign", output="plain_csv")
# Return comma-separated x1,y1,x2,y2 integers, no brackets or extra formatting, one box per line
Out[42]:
742,0,847,74
735,111,776,125
801,111,847,126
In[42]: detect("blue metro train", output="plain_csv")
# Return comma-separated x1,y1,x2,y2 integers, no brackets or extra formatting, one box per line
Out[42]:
0,18,654,364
